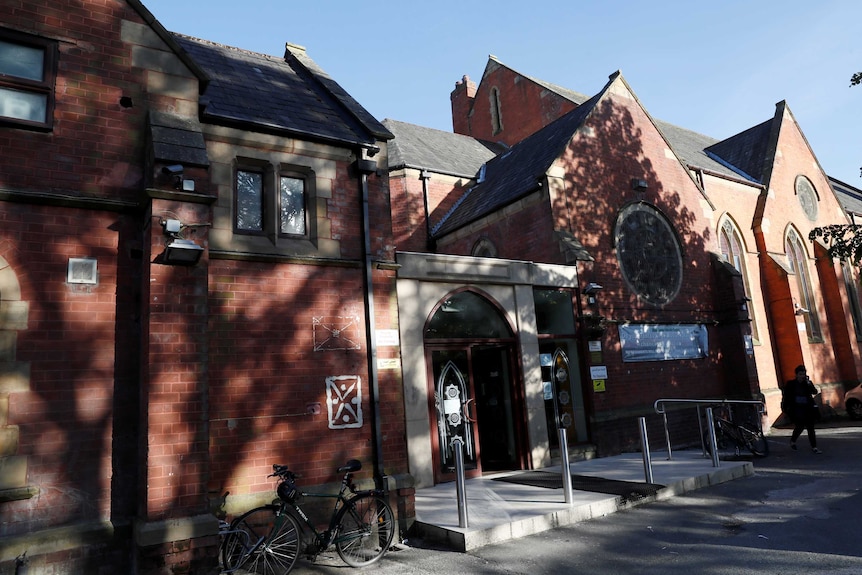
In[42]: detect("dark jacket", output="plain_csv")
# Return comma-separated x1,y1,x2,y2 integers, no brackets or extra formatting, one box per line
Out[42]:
781,377,818,425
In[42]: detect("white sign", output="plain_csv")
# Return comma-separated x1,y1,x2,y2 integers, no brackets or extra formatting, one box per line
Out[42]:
376,329,400,347
619,323,708,362
589,365,608,380
588,341,602,352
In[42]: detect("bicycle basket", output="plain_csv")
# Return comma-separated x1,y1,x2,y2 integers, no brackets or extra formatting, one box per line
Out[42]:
277,480,299,503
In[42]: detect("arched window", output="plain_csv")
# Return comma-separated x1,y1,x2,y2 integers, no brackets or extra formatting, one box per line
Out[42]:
719,218,758,340
614,203,683,305
471,238,497,258
425,290,512,340
785,228,822,341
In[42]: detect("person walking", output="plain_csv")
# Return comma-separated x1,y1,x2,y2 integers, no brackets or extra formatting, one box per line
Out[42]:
781,365,822,453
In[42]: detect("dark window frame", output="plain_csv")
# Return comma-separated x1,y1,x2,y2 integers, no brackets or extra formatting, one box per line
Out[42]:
0,28,57,130
234,160,314,243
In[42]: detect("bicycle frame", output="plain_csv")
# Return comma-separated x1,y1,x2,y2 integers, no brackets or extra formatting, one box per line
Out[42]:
282,475,383,555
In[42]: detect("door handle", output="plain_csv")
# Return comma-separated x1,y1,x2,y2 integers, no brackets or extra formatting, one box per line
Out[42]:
462,398,476,423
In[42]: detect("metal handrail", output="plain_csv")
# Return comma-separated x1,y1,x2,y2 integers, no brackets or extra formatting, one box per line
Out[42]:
653,398,765,460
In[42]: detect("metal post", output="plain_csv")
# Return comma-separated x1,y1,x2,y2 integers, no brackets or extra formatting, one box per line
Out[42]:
705,407,720,468
638,417,654,484
559,428,574,506
661,411,673,460
453,438,469,528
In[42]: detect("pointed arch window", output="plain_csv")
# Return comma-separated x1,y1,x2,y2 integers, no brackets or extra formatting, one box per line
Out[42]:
719,219,758,340
785,228,822,341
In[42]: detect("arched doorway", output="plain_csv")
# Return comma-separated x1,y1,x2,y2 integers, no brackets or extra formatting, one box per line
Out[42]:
424,289,525,483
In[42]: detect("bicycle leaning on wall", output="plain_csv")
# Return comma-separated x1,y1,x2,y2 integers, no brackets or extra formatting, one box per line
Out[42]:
703,403,769,458
219,459,395,575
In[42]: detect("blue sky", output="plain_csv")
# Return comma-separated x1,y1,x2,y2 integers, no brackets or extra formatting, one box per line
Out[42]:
142,0,862,186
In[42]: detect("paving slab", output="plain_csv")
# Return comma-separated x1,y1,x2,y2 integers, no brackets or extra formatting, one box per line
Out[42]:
411,450,754,551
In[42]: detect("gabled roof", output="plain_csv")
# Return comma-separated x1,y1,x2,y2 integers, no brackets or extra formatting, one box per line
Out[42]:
172,34,392,148
488,57,762,185
383,119,504,178
432,91,601,237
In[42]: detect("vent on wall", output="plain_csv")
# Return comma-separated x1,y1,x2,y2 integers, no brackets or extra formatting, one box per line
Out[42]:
67,257,98,285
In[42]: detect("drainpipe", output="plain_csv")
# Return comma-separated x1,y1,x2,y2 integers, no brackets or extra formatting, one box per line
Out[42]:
356,149,386,491
419,169,435,251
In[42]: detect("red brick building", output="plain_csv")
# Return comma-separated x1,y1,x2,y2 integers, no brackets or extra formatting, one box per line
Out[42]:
388,56,862,487
0,1,407,573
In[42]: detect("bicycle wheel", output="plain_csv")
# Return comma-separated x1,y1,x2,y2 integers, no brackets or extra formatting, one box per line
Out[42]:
739,426,770,457
335,493,395,568
222,505,300,575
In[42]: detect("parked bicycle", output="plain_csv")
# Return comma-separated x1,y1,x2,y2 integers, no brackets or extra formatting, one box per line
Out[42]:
703,403,769,457
219,459,395,574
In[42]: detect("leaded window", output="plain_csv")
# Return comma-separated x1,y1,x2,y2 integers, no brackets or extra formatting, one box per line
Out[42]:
614,203,683,305
786,228,822,341
719,219,758,340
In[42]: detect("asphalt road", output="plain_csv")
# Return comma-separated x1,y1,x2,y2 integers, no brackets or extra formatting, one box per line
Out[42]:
290,420,862,575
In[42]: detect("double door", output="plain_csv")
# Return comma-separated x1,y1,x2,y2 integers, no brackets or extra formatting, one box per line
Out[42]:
428,345,523,483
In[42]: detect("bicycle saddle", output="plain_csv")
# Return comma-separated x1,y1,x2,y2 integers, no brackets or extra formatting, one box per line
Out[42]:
338,459,362,473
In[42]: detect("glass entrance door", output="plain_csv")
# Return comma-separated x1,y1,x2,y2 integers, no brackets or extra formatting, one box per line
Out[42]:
429,345,520,483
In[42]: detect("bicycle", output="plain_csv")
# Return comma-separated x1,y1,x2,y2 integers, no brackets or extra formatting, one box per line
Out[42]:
219,459,395,575
703,403,769,458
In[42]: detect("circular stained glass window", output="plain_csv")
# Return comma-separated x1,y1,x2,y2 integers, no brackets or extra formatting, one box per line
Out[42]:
795,175,818,221
615,203,683,305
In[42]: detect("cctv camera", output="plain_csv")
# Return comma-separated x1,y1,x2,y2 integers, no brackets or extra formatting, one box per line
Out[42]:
162,164,183,175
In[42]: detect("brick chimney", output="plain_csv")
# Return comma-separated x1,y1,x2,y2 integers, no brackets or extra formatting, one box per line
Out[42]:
450,75,476,136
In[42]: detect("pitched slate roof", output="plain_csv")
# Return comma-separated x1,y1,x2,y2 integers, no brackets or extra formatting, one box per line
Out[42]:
830,176,862,219
433,91,601,237
704,120,774,183
172,34,392,147
383,119,504,178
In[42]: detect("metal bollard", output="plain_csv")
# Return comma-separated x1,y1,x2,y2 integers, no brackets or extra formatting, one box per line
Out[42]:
559,428,574,505
705,407,720,468
638,416,654,484
453,438,469,528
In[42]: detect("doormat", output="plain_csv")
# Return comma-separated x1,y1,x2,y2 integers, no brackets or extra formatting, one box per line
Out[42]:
492,471,665,502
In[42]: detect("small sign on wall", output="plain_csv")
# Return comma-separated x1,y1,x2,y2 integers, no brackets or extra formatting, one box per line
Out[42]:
590,365,608,393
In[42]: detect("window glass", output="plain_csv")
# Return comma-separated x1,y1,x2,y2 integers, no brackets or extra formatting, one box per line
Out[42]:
786,229,822,340
279,176,306,235
425,291,512,339
236,170,264,231
534,289,575,334
0,40,44,80
0,33,53,127
615,203,682,305
0,86,46,122
719,219,758,340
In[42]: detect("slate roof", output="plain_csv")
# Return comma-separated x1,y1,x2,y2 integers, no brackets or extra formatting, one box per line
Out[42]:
830,176,862,218
704,120,774,183
172,34,392,147
383,119,504,178
149,111,209,167
432,91,601,237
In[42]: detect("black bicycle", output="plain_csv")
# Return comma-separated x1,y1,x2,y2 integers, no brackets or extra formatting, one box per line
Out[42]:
703,404,769,458
220,459,395,574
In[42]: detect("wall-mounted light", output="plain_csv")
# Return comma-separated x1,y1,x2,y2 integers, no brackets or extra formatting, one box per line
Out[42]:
582,282,604,305
631,178,648,192
161,218,204,265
